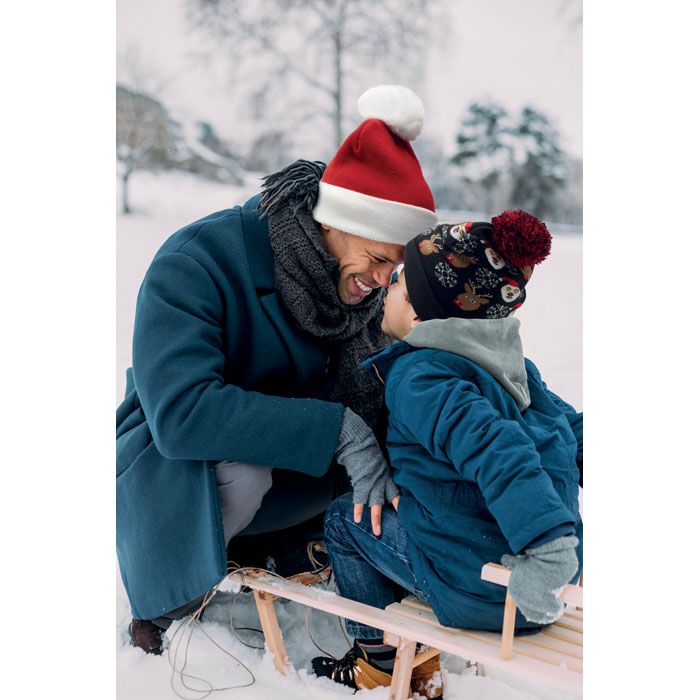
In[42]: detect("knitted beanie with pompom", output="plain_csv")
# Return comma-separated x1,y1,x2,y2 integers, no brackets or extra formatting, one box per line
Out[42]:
403,210,552,321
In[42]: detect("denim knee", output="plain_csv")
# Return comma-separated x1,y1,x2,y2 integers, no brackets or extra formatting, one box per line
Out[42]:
324,493,354,546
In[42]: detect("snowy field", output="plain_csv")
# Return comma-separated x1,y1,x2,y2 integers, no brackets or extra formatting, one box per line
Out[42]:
116,171,582,700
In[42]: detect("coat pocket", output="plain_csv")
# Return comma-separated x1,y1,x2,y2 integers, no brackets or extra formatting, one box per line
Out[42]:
116,421,153,478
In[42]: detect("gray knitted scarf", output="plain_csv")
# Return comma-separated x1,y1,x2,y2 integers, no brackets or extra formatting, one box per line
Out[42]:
258,159,391,429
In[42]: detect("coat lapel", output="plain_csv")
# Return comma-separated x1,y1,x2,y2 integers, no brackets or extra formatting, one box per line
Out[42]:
239,195,327,388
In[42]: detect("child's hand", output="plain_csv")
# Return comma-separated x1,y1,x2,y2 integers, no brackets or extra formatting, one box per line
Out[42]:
501,535,579,625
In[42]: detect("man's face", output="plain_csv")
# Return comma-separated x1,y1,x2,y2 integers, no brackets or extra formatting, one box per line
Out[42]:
321,226,405,305
381,269,420,339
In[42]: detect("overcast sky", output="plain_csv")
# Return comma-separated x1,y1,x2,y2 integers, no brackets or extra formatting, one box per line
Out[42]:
117,0,582,157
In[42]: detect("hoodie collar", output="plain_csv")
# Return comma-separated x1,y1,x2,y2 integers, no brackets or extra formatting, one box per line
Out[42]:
403,317,531,410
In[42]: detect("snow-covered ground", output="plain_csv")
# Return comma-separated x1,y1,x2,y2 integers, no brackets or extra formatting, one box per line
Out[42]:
117,171,582,699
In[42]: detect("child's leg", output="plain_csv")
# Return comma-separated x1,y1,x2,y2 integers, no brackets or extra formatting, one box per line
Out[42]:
318,494,442,697
324,492,428,641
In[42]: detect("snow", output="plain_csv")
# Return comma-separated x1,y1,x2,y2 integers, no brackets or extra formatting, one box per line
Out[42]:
117,172,582,699
117,572,578,700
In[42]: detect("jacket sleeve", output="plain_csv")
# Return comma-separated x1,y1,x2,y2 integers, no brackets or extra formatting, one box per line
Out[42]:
544,387,583,487
131,250,343,475
389,361,576,553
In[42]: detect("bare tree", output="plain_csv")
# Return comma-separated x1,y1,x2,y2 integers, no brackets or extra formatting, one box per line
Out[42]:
116,86,172,214
187,0,437,151
116,51,173,214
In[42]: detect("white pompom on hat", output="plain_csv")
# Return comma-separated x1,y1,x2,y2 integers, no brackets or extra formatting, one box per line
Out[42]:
357,84,426,141
312,84,437,246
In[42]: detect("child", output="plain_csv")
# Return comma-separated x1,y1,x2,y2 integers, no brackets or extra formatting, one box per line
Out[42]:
312,211,583,697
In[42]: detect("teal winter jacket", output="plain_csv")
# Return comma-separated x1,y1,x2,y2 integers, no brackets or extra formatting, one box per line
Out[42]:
116,195,344,620
362,318,583,632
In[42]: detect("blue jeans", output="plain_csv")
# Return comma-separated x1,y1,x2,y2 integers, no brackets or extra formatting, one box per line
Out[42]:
324,493,430,640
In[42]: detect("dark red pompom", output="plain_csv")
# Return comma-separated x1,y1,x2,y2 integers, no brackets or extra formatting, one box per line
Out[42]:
491,210,552,267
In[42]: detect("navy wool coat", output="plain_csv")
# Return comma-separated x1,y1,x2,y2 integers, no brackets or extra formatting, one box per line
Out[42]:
117,195,344,620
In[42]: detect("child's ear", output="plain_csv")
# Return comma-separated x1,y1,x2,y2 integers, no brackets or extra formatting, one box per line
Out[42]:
409,315,421,330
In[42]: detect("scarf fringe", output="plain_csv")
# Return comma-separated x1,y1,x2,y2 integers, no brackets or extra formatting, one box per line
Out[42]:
258,159,326,218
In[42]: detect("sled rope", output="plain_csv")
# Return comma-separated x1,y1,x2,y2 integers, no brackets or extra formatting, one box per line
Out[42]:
227,563,342,660
165,555,353,698
167,574,256,699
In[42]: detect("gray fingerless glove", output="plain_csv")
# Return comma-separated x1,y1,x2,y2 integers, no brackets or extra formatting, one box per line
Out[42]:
501,535,579,625
335,408,399,506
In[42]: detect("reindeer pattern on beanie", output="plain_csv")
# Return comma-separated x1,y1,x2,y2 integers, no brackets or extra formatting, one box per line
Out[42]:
416,222,526,318
408,211,551,320
454,282,491,311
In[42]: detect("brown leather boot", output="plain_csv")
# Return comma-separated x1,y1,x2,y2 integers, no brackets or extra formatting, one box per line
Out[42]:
411,651,443,699
128,618,164,655
312,640,393,691
313,641,443,699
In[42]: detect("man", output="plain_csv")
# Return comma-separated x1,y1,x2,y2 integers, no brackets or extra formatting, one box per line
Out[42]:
116,85,438,654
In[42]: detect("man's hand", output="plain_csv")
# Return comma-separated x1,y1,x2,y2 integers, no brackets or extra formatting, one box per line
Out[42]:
353,492,401,536
335,408,399,536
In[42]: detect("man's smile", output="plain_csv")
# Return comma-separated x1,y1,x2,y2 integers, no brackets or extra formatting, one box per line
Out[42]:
352,275,374,297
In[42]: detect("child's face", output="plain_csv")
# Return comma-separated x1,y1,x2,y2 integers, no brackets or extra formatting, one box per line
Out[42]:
381,269,420,339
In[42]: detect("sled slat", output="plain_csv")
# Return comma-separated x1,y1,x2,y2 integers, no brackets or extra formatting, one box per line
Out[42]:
564,606,583,621
397,596,583,651
386,601,583,673
552,617,583,633
513,631,582,659
230,569,583,697
540,625,583,646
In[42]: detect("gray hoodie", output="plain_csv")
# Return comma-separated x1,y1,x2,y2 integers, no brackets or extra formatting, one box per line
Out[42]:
403,317,531,411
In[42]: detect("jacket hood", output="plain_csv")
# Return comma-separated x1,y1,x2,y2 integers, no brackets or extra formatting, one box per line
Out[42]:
403,317,531,411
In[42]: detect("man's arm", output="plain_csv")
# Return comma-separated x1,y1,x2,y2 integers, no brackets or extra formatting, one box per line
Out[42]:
132,250,343,476
389,360,575,554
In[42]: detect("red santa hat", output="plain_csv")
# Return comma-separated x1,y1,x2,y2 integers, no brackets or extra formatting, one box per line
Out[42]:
312,85,438,246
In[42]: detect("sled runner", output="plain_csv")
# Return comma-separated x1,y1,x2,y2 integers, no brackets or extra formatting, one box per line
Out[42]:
228,564,583,698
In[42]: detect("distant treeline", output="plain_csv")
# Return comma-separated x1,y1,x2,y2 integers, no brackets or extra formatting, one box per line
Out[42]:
117,86,581,224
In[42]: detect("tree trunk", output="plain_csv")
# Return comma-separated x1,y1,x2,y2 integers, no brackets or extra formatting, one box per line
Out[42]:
122,170,132,215
484,185,494,218
333,30,343,149
332,0,347,149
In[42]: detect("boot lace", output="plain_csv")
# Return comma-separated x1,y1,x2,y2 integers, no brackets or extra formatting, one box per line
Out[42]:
330,647,360,687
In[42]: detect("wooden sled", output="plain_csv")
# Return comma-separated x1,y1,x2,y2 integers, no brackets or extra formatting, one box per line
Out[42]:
228,564,583,698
